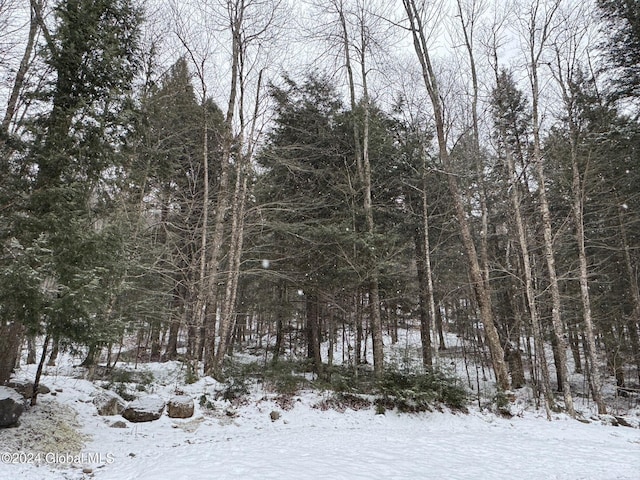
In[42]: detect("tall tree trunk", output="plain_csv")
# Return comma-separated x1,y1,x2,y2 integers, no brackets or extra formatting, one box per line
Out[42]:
360,24,384,379
211,162,249,373
188,65,210,367
355,291,363,365
526,0,576,415
403,0,509,390
207,64,262,375
337,2,383,376
414,228,433,368
551,52,606,411
273,282,286,362
505,146,555,417
570,139,606,414
306,293,322,374
413,147,439,368
456,0,490,285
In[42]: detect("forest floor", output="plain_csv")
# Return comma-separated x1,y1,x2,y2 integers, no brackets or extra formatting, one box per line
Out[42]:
1,329,639,480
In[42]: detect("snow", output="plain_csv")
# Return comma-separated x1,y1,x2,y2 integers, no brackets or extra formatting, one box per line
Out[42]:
1,336,639,480
86,406,639,480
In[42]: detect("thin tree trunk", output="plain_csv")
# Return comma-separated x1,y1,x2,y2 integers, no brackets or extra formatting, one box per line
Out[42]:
31,334,50,406
420,148,439,367
568,322,583,374
570,147,606,413
187,66,210,367
435,299,446,350
355,291,363,365
456,0,490,286
552,53,606,411
274,283,285,362
27,336,37,364
359,29,384,379
307,293,322,374
415,228,433,368
1,0,40,139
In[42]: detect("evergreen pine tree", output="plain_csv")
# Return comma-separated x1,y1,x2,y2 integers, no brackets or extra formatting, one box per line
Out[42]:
0,0,142,384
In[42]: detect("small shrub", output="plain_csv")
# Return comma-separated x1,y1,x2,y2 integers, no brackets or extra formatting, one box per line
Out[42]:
199,394,215,411
217,377,250,402
109,369,134,384
492,390,514,417
314,393,372,412
274,394,296,411
102,367,155,401
184,363,198,385
260,360,311,395
113,383,136,402
377,368,468,412
267,374,305,395
316,364,377,394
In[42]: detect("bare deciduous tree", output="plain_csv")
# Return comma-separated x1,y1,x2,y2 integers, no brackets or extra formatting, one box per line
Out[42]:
403,0,510,391
548,0,604,414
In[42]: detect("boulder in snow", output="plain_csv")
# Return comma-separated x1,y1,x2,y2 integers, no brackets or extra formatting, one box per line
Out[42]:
167,395,194,419
93,389,127,416
122,395,165,423
5,380,50,399
0,386,26,428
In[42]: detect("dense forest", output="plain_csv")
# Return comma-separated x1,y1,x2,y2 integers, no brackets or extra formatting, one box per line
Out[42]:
1,0,639,416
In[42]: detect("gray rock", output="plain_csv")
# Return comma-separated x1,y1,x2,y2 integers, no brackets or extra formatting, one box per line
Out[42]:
93,389,127,416
167,395,194,419
0,386,25,428
5,380,50,399
122,395,165,423
110,420,128,428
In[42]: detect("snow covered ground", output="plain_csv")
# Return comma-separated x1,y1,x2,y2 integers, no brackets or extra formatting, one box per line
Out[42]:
1,354,639,480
